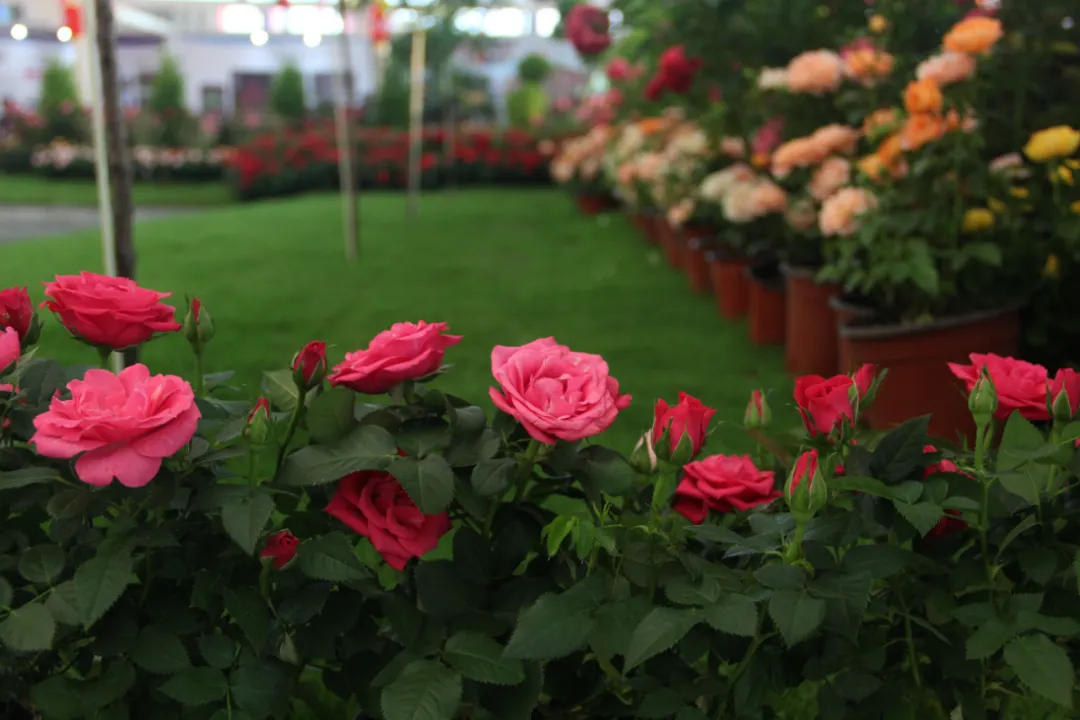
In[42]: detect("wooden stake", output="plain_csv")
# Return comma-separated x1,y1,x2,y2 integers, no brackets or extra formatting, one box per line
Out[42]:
336,0,360,262
406,28,427,218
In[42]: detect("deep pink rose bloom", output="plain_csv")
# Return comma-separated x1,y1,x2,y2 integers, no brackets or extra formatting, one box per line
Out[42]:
652,392,715,458
0,327,20,373
489,338,631,444
1049,368,1080,419
31,364,200,487
330,321,462,394
42,272,181,350
0,287,34,341
674,455,778,524
753,116,785,156
794,364,876,436
326,470,451,571
658,45,703,94
948,353,1050,421
607,57,631,83
566,4,611,57
788,449,819,499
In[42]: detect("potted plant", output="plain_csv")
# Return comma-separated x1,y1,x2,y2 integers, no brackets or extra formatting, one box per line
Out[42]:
550,125,617,214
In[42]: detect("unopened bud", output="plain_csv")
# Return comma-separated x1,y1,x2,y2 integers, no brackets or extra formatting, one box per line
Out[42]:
744,390,771,430
785,449,827,523
1052,388,1075,424
968,368,998,423
183,297,215,350
245,397,273,446
630,429,659,474
291,341,328,392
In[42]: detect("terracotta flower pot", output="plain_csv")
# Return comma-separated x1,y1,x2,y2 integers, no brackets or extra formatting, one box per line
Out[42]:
706,250,750,320
830,295,876,372
575,192,617,215
681,225,714,294
746,264,786,346
657,219,685,270
782,264,840,376
839,307,1021,441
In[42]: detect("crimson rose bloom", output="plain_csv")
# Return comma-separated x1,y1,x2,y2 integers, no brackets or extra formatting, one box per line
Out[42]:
658,45,703,94
31,364,200,488
1049,368,1080,420
326,470,450,571
0,287,34,340
489,338,631,444
673,455,779,524
948,353,1049,421
794,364,875,436
292,340,328,390
260,530,299,569
331,321,461,395
42,272,181,350
652,392,715,459
566,4,610,57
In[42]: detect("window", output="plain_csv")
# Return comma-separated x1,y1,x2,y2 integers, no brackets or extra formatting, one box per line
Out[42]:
202,86,224,113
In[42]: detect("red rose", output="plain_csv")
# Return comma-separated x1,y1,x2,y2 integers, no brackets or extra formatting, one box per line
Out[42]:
292,341,328,391
607,57,631,83
0,287,34,341
794,364,876,436
673,455,779,524
1049,368,1080,421
330,321,461,395
644,75,666,102
658,45,703,94
566,4,611,57
652,392,715,460
260,530,299,569
42,272,181,350
948,353,1049,421
325,470,450,571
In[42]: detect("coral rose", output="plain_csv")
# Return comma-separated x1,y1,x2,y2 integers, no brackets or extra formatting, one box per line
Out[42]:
948,353,1050,421
786,50,844,94
331,321,462,395
903,79,943,115
326,470,450,571
810,157,852,202
489,338,631,444
0,327,20,374
900,114,946,152
943,16,1003,54
42,272,181,350
795,364,876,437
844,48,895,84
673,455,779,524
0,287,35,342
31,364,200,488
746,181,788,216
1023,126,1080,163
819,187,877,237
810,124,861,156
771,138,829,179
652,392,715,460
916,52,976,87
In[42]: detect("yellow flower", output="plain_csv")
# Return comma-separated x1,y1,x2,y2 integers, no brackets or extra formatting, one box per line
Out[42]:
1008,186,1029,199
988,197,1007,214
1071,200,1080,214
1066,159,1080,170
1052,165,1075,185
1043,254,1060,279
961,208,995,233
869,15,889,34
1023,126,1080,162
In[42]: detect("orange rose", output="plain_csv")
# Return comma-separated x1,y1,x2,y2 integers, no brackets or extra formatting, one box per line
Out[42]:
900,114,946,152
771,137,829,178
858,154,887,182
903,79,943,115
943,16,1003,55
877,133,903,166
810,124,861,156
945,108,978,133
863,108,899,138
845,49,895,84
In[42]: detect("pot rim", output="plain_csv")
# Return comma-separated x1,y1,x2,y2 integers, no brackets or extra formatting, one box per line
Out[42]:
744,262,786,291
828,294,876,316
779,262,824,279
838,305,1021,340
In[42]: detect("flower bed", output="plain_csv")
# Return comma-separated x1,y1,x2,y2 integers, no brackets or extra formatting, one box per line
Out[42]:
11,142,234,183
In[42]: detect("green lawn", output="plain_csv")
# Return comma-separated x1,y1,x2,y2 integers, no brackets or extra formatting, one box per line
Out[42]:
0,189,791,452
0,175,232,207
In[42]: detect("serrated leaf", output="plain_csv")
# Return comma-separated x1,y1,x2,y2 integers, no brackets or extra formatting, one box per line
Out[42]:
828,475,895,499
221,490,275,556
481,661,542,720
754,564,808,590
279,424,398,485
589,597,651,661
224,587,270,652
444,631,525,686
159,667,229,706
665,575,722,606
997,515,1039,560
198,634,237,670
580,445,636,495
471,458,516,497
543,516,577,557
45,581,81,626
0,602,55,651
47,489,92,519
278,582,332,626
768,590,826,647
389,455,455,514
624,607,699,670
687,523,779,551
703,595,758,637
966,619,1014,660
230,655,293,717
894,501,944,537
74,543,133,629
263,369,300,413
840,545,916,579
307,387,358,444
1003,634,1074,708
131,626,191,674
870,416,930,482
382,659,462,720
30,676,83,720
296,533,367,582
505,592,596,660
19,544,65,585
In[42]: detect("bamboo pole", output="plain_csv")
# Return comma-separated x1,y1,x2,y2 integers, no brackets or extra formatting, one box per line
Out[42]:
336,0,360,262
406,28,427,219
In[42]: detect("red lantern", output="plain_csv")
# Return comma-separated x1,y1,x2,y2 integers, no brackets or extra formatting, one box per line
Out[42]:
368,0,389,45
62,0,83,38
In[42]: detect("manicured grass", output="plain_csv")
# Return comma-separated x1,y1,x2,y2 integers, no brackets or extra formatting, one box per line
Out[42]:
0,174,233,207
0,189,792,452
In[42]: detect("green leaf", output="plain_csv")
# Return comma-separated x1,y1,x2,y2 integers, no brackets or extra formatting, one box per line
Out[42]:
297,532,367,582
505,592,596,660
870,416,930,482
481,661,542,720
1074,549,1080,595
1003,634,1074,709
382,659,462,720
828,475,895,499
82,659,136,715
198,634,237,670
1000,413,1056,465
159,667,229,706
580,446,636,495
754,564,808,591
768,590,826,647
279,424,398,486
624,607,700,670
224,587,270,652
444,631,525,686
543,516,577,557
841,545,916,579
307,387,357,444
230,655,293,717
131,626,191,674
665,575,722,606
30,676,83,720
19,544,65,585
74,543,133,629
0,466,62,490
703,595,758,637
0,578,10,607
471,458,516,497
894,501,945,537
687,523,779,551
996,514,1039,560
45,581,82,625
390,455,456,514
589,597,651,661
263,369,300,413
0,602,55,651
966,619,1015,660
221,490,275,556
278,582,332,626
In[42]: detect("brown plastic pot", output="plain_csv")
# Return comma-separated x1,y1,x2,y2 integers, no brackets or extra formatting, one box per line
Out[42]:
657,219,685,270
681,225,715,294
830,295,876,372
782,264,840,376
706,250,750,320
746,264,787,346
839,307,1021,441
575,192,618,215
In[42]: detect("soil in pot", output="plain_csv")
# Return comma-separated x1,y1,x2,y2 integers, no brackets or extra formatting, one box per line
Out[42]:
681,226,714,294
783,265,840,376
840,308,1021,441
746,263,786,346
706,249,750,320
575,192,617,215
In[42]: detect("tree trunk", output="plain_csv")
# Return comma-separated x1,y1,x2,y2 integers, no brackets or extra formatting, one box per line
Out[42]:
95,0,138,367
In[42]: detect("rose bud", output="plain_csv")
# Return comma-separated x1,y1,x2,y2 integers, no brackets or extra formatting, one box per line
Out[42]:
785,449,827,523
968,367,998,423
183,297,215,351
744,389,771,430
1049,368,1079,423
245,397,272,446
652,392,715,465
259,530,299,569
0,287,41,347
630,428,659,474
292,341,328,392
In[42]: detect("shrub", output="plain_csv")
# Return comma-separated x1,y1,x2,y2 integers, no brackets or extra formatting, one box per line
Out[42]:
147,56,190,147
517,53,552,84
270,64,307,125
36,61,85,144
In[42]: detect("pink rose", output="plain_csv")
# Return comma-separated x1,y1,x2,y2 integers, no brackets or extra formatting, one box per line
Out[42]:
330,321,462,394
652,392,715,460
947,353,1049,421
794,364,876,436
787,449,820,498
326,470,451,571
31,364,200,487
673,455,779,524
42,272,181,350
0,327,20,373
489,338,631,444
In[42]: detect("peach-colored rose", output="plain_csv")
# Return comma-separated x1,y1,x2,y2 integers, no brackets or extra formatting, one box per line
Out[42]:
757,67,789,91
551,159,574,183
747,181,788,216
916,52,976,86
945,108,979,134
877,133,903,166
844,48,895,85
786,198,818,232
862,108,899,138
720,136,747,159
700,163,756,201
786,50,845,94
810,124,861,156
723,182,760,223
616,162,637,186
810,157,852,201
771,138,829,179
943,16,1003,55
668,199,695,227
819,187,877,237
